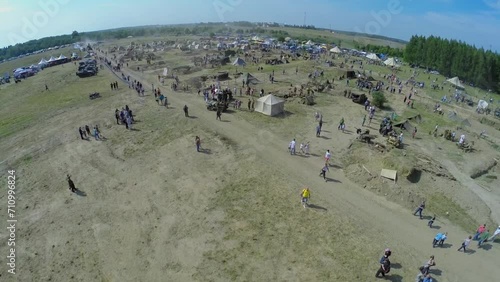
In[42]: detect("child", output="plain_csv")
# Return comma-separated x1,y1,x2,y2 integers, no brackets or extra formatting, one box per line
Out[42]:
428,216,436,228
319,163,329,181
457,236,472,253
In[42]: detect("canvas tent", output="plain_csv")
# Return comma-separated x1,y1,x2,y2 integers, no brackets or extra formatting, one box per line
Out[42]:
446,77,465,89
384,58,399,67
477,100,488,110
366,53,380,60
38,58,48,65
255,94,285,116
329,46,342,53
57,54,67,60
232,57,246,66
245,73,260,85
48,56,56,62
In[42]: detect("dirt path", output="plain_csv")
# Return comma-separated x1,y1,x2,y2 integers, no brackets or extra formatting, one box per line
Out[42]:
122,66,500,282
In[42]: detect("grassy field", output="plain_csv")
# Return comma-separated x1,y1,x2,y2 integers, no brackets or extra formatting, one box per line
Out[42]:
1,33,500,281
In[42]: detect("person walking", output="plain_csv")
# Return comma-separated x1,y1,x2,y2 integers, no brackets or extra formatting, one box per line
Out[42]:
427,216,436,228
487,226,500,242
325,150,331,165
316,124,321,137
78,127,85,140
478,229,490,247
67,174,76,193
115,109,120,124
304,142,310,156
375,254,391,278
432,233,443,248
85,125,91,137
413,201,426,219
338,117,345,131
300,187,310,208
412,127,418,139
422,255,436,275
362,115,366,127
216,108,222,121
289,139,296,155
183,105,189,117
93,127,99,140
195,136,201,152
319,163,329,181
473,224,486,240
457,236,472,252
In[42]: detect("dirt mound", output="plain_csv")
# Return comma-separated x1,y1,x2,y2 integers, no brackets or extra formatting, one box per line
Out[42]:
470,159,497,179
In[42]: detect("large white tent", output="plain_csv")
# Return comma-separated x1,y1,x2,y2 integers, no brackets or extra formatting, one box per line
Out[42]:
384,58,399,67
446,77,465,89
57,54,67,60
48,56,56,62
232,57,246,66
38,58,48,65
366,53,380,60
329,46,342,53
255,94,285,116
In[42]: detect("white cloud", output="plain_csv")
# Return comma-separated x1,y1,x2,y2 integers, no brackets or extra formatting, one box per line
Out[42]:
484,0,500,9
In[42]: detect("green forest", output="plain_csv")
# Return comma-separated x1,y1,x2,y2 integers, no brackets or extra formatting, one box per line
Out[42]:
404,35,500,92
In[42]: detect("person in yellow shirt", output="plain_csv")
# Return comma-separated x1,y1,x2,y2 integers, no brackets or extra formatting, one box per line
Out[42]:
300,187,310,208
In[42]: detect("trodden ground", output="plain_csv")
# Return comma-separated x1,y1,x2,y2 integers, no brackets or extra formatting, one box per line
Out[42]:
0,42,499,282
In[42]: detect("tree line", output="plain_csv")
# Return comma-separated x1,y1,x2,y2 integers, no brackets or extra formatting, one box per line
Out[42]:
404,35,500,92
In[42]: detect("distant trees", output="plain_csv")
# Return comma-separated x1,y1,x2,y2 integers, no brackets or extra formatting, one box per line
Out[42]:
361,44,404,58
404,35,500,92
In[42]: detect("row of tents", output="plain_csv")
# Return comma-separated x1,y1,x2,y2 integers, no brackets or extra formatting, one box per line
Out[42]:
37,54,70,67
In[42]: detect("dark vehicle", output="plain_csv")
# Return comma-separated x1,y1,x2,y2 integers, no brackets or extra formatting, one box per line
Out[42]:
495,108,500,118
76,59,98,77
351,93,368,104
89,92,100,99
206,100,229,112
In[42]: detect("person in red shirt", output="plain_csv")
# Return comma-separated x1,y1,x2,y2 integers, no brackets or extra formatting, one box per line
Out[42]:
473,224,486,240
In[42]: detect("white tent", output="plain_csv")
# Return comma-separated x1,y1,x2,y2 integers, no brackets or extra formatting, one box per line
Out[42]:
329,46,342,53
48,56,56,62
255,94,285,116
366,53,380,60
384,58,399,67
446,77,465,89
38,58,48,65
232,57,246,66
477,100,488,110
57,54,67,60
306,40,314,45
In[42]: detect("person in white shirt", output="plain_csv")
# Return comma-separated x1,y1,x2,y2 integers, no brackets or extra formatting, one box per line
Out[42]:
488,226,500,242
325,150,331,164
299,143,304,154
304,142,310,155
289,139,296,155
457,235,472,252
458,134,465,145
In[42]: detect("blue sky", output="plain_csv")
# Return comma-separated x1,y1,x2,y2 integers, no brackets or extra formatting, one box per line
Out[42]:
0,0,499,51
